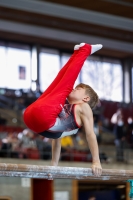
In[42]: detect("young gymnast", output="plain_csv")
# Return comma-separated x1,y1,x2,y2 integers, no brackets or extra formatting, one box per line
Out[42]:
23,43,102,176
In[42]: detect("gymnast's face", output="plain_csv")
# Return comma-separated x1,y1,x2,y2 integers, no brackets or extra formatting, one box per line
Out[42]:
68,87,90,103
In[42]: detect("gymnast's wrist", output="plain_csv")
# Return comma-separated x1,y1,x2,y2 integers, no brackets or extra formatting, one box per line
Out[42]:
92,160,101,165
91,161,102,169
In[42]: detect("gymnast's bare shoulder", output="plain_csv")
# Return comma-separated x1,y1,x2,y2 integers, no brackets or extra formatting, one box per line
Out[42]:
75,103,93,127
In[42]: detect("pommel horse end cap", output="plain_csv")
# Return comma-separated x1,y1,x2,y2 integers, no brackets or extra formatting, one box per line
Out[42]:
0,163,133,181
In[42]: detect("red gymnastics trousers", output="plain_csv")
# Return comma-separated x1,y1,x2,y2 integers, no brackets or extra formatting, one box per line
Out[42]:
23,43,92,133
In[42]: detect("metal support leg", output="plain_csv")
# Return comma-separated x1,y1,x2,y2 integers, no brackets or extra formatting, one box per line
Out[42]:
128,180,133,200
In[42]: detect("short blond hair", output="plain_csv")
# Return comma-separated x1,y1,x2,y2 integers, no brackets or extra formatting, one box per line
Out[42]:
75,83,99,109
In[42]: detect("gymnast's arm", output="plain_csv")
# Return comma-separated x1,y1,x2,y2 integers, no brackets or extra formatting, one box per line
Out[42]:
51,138,61,166
80,103,102,176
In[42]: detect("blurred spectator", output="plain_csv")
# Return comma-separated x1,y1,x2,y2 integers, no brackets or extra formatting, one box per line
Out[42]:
0,128,51,160
0,132,19,158
19,129,36,149
35,135,51,160
127,117,133,147
111,108,126,161
0,133,12,157
18,129,37,158
61,136,74,149
10,135,20,158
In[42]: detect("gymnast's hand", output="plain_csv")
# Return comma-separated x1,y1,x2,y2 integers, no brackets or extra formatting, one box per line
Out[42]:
91,162,102,177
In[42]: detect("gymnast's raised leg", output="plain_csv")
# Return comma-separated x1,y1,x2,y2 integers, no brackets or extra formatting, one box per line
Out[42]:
23,43,102,133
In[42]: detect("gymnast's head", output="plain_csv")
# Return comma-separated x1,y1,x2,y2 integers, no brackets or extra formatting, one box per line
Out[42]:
67,83,99,109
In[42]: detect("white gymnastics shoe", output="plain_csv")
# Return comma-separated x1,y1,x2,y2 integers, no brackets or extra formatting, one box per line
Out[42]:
91,44,103,54
74,44,80,50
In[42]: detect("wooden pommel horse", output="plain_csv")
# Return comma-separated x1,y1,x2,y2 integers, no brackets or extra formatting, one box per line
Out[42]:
0,163,133,199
